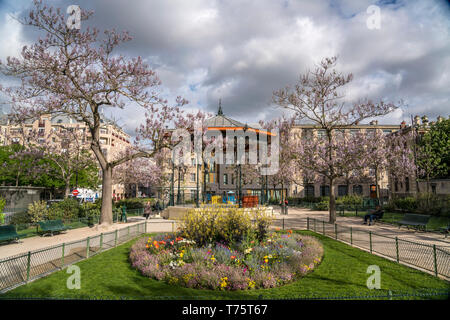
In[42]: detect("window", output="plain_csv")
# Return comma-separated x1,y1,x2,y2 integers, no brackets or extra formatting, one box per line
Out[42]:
383,129,392,135
223,174,228,185
320,185,330,197
405,177,410,192
353,185,363,195
338,185,348,196
231,174,235,185
317,130,326,139
190,173,196,182
302,129,313,140
431,184,436,194
305,185,315,197
350,129,360,136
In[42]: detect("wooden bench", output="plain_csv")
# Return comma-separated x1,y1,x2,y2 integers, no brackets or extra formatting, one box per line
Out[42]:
0,225,20,243
397,213,431,231
38,219,68,236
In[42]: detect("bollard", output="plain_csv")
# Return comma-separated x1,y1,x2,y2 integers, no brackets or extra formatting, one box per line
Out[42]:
433,245,438,277
334,224,338,240
86,237,90,258
369,231,372,254
61,243,65,267
307,217,310,230
322,221,325,235
282,218,285,230
350,227,353,245
26,251,31,282
100,233,103,251
395,237,399,263
115,229,118,247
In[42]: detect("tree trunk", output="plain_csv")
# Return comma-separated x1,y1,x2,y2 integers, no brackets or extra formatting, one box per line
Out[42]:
99,166,113,225
64,182,71,199
329,179,336,224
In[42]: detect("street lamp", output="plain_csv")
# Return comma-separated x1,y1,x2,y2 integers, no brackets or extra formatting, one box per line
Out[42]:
203,162,208,203
196,161,199,207
170,160,175,206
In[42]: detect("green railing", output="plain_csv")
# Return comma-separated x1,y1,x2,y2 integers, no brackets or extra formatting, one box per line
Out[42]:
0,221,147,293
306,217,450,279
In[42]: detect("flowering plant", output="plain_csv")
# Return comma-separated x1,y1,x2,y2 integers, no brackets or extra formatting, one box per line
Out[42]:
131,229,323,291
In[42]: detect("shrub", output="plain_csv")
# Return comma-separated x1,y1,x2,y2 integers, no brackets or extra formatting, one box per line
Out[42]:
389,197,417,212
314,200,329,211
415,193,450,216
0,197,5,225
179,207,273,246
48,198,80,221
9,211,31,225
80,202,100,218
27,200,48,224
336,195,363,206
0,197,5,213
115,198,153,209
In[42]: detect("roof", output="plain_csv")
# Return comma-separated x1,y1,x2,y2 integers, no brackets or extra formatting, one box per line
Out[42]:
204,114,247,128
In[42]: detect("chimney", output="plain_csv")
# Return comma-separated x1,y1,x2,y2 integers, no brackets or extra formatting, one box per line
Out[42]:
400,120,406,129
421,115,429,126
414,115,421,126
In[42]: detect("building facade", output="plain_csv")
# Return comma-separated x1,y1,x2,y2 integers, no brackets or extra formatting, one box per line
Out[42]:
0,112,131,200
158,107,405,204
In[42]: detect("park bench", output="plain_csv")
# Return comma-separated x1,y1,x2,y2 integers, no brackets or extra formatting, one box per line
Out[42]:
0,225,20,243
397,213,431,231
38,219,68,236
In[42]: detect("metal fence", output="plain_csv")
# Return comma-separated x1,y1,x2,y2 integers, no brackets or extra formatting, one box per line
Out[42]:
306,217,450,279
0,221,150,293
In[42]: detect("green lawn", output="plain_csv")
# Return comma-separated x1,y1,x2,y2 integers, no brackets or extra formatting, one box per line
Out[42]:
1,231,448,300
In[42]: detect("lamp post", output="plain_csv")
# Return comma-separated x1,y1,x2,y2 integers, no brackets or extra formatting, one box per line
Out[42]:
176,165,182,205
170,160,174,206
196,162,199,207
203,162,208,203
238,163,242,208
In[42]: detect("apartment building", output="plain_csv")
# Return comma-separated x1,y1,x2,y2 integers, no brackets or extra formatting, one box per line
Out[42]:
289,121,401,200
0,112,131,200
388,115,450,197
159,107,406,204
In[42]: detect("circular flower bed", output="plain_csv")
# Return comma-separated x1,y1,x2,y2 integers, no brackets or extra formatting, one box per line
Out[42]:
130,231,323,291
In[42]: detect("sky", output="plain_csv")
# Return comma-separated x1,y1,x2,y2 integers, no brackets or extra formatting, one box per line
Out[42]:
0,0,449,137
